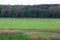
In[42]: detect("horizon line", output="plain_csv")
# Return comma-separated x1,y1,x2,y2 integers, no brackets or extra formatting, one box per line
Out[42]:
0,4,60,5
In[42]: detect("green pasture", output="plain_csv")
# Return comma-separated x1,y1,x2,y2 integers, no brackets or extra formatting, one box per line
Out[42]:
0,18,60,30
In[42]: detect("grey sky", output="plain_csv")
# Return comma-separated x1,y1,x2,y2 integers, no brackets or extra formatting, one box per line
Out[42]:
0,0,60,5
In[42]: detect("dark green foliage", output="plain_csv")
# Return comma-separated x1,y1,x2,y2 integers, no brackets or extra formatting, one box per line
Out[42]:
0,33,31,40
0,4,60,18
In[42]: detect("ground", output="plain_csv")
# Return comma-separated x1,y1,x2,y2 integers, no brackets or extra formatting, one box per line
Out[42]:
0,18,60,40
0,18,60,30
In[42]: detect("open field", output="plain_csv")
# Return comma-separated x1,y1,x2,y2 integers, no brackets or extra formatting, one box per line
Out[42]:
0,18,60,40
0,18,60,30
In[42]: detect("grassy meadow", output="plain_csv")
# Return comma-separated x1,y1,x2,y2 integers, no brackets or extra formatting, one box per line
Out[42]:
0,18,60,30
0,18,60,40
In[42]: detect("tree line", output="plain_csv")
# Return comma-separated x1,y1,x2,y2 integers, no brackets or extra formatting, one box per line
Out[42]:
0,4,60,18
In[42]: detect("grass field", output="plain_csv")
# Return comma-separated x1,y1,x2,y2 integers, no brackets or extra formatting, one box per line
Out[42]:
0,18,60,30
0,18,60,40
0,31,60,40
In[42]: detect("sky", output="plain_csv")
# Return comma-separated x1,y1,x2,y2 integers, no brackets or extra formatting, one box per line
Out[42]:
0,0,60,5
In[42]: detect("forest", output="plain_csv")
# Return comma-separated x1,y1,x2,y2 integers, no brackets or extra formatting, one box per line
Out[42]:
0,4,60,18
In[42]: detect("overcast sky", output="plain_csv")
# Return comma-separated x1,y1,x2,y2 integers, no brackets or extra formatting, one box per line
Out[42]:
0,0,60,5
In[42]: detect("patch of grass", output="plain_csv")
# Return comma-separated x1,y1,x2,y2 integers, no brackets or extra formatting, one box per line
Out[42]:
0,32,31,40
0,31,59,40
0,18,60,30
25,32,60,36
25,32,60,40
50,38,60,40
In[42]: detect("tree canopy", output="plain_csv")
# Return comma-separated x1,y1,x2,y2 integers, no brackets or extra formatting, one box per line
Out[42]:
0,4,60,18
